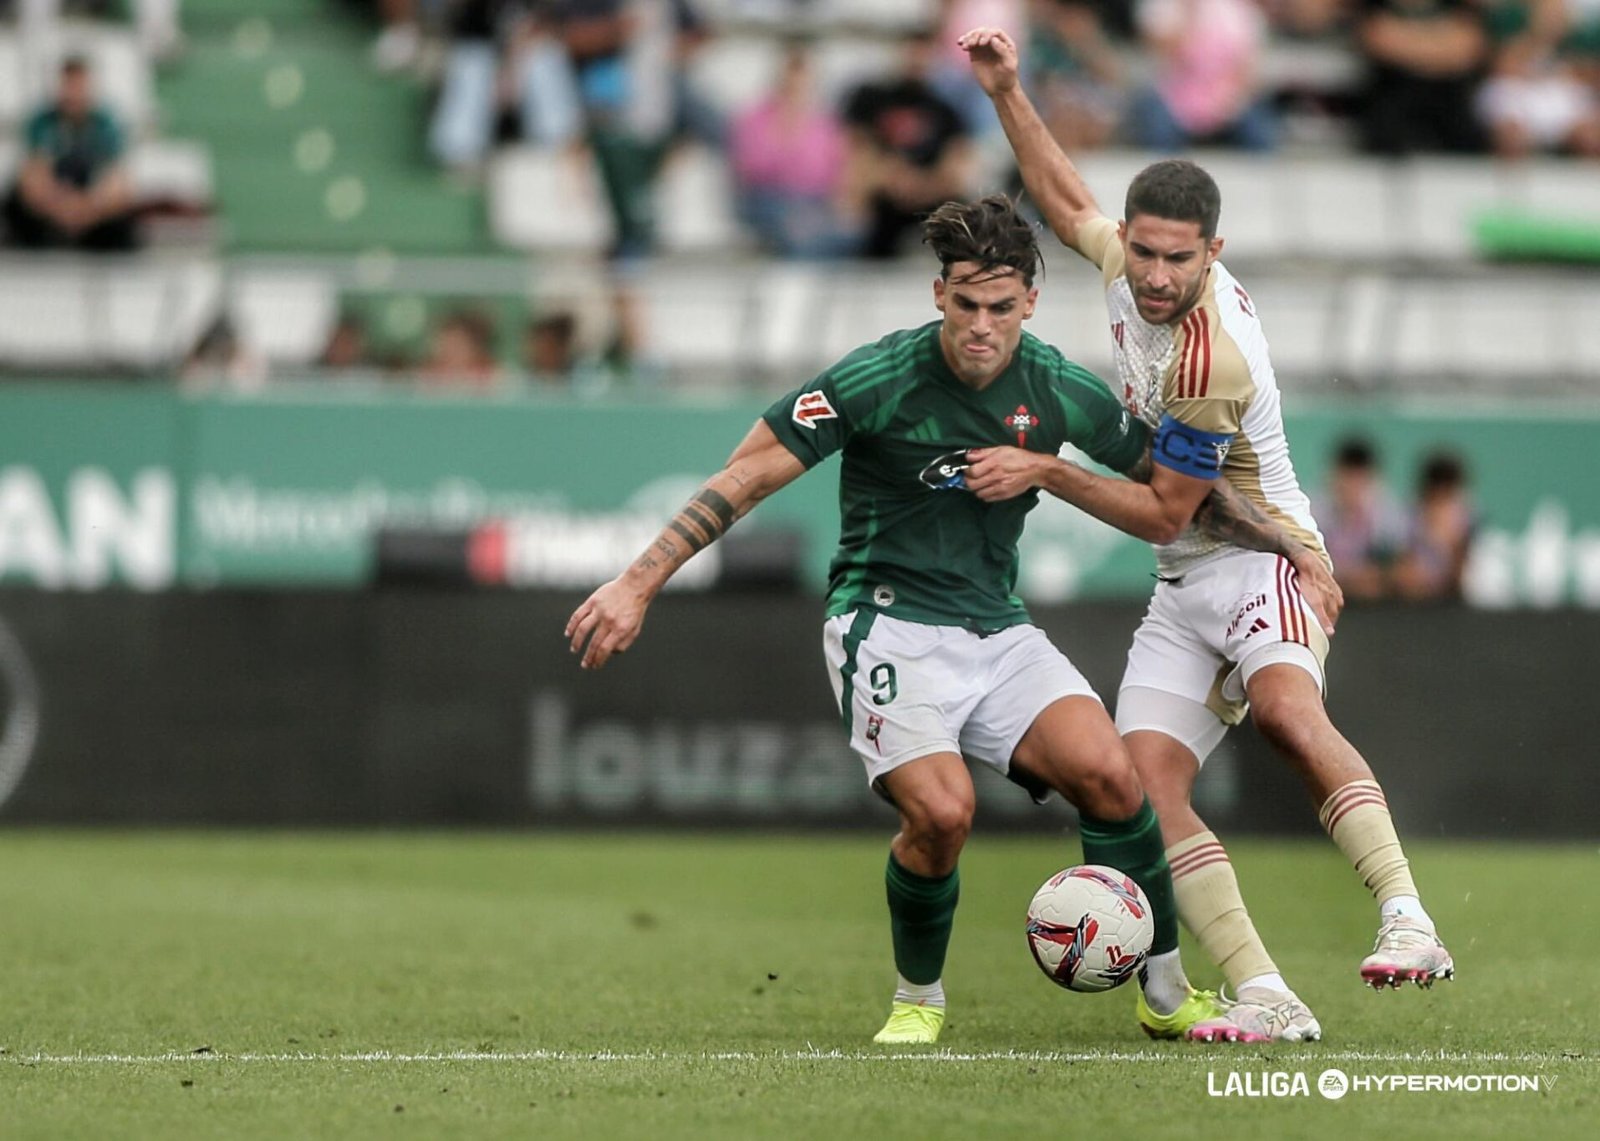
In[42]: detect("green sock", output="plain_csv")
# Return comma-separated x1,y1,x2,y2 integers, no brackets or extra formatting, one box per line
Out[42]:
885,853,960,985
1078,797,1180,955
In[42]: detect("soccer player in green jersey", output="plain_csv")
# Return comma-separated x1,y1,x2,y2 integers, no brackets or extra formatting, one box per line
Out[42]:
566,196,1332,1045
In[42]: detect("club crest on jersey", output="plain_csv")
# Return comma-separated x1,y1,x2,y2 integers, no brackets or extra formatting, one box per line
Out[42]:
1005,405,1040,447
791,390,837,430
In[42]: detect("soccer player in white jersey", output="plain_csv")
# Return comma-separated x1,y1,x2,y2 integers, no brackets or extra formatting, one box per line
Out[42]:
958,27,1454,1043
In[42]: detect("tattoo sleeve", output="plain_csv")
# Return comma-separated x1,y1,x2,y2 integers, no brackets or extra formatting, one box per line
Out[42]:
1192,478,1300,557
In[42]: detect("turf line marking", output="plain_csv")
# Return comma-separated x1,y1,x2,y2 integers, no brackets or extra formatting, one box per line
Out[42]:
10,1049,1584,1066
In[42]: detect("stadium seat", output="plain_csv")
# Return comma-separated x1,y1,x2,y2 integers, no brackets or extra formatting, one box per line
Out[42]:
749,263,827,378
102,258,224,370
1194,152,1288,263
0,261,99,368
0,35,24,126
1403,159,1507,261
127,140,214,205
687,35,783,123
1288,159,1399,261
630,263,754,378
228,272,339,367
656,144,745,253
488,146,615,253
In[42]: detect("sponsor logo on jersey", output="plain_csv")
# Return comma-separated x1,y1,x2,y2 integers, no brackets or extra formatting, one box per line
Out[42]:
791,390,837,429
1005,405,1040,448
918,450,971,491
1226,592,1269,638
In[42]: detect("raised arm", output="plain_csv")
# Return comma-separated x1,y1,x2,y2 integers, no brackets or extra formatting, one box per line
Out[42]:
564,419,806,669
958,26,1105,255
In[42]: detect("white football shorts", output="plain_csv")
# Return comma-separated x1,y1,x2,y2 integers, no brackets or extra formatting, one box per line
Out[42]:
1116,550,1330,765
822,610,1100,790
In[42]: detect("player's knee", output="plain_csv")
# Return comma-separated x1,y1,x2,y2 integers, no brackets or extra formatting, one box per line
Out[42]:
907,795,974,851
1074,759,1145,821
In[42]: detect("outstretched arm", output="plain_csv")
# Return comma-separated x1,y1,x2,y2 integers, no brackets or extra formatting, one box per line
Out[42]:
564,420,806,668
959,26,1105,254
965,445,1342,632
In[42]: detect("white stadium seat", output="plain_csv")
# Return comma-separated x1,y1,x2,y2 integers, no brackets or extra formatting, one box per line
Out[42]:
656,144,745,253
489,146,615,253
228,273,339,367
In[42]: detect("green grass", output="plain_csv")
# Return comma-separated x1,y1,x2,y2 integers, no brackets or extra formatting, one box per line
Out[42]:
0,833,1595,1139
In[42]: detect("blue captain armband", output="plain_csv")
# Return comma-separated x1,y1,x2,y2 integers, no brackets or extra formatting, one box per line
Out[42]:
1152,414,1232,479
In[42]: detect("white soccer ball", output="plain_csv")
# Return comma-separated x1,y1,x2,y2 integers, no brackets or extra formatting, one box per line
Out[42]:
1025,864,1155,993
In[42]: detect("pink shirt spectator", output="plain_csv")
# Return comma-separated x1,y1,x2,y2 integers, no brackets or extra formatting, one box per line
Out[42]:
730,99,847,197
1139,0,1267,135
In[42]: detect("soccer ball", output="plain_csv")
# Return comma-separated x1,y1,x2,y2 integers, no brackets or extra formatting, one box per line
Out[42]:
1025,864,1154,993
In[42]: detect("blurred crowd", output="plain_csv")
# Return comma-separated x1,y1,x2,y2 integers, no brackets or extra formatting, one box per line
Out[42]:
1314,436,1479,602
351,0,1600,265
178,284,649,393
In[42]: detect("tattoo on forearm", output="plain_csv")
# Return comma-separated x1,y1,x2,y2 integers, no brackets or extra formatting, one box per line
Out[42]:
1194,481,1296,556
665,488,739,555
1122,443,1154,484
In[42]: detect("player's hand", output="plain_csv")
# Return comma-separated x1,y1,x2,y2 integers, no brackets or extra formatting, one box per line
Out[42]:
565,577,652,669
966,446,1043,502
1290,548,1343,637
957,27,1020,97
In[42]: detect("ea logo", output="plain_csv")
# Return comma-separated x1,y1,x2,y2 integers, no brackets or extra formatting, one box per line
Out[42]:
1317,1068,1350,1100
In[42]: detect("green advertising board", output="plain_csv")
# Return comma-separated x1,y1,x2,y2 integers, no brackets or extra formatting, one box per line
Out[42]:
1,382,1597,606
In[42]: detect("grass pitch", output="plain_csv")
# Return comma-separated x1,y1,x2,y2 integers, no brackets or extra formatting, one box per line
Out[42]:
0,832,1594,1139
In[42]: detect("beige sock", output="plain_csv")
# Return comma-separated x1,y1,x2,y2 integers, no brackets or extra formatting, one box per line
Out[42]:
1318,779,1418,904
1168,831,1278,990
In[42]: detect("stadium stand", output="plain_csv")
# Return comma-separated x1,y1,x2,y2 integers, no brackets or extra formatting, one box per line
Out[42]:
1,0,1597,389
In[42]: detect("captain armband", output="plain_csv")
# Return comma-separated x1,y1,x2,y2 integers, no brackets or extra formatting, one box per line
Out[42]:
1152,414,1232,479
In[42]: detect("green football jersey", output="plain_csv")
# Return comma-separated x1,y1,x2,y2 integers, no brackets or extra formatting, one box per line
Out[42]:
763,322,1148,632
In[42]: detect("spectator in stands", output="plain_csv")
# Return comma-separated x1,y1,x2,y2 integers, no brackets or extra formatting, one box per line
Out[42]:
1129,0,1280,150
417,308,504,388
1477,0,1600,157
1026,0,1127,151
523,310,580,384
729,44,860,258
842,29,978,259
319,313,373,371
2,56,140,252
1355,0,1490,154
1393,449,1478,601
180,316,268,390
1313,435,1409,601
430,0,581,175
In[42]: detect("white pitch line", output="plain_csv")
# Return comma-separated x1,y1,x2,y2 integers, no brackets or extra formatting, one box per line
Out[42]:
8,1049,1586,1066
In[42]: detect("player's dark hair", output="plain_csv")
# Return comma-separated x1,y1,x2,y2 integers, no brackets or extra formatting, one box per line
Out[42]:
1126,159,1222,240
922,196,1042,287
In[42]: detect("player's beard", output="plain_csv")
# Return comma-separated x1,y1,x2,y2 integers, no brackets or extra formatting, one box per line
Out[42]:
1137,271,1207,326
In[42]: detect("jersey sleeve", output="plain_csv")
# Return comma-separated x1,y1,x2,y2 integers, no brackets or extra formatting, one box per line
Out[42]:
1154,306,1253,480
1047,354,1149,473
761,372,856,469
1075,215,1124,284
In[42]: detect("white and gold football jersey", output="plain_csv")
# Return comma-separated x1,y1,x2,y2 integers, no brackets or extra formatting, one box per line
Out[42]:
1077,217,1327,577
